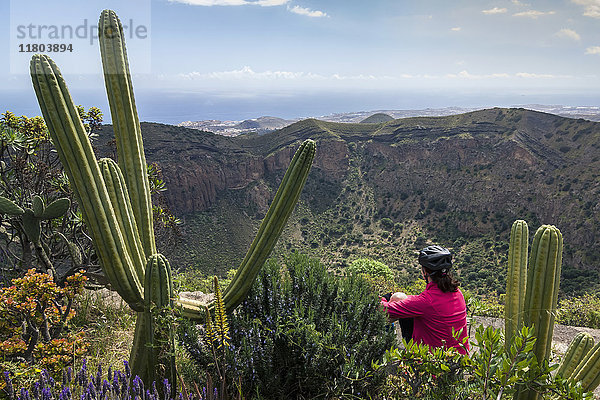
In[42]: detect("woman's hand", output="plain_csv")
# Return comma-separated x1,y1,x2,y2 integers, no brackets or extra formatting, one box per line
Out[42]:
390,292,407,302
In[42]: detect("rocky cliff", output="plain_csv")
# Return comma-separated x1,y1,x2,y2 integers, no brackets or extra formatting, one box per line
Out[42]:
96,108,600,295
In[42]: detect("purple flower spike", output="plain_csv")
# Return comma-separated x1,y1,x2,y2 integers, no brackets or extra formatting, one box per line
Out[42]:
32,382,40,400
3,371,15,400
87,381,97,399
18,387,30,400
95,364,102,389
41,387,52,400
132,376,144,398
162,379,171,400
123,361,131,379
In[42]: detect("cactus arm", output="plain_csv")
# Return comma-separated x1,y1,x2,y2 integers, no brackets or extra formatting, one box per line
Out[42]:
30,54,144,311
32,196,44,217
100,158,146,282
0,196,24,215
99,9,156,258
173,140,316,320
41,198,70,219
176,297,207,321
505,220,528,350
223,139,315,310
523,225,563,363
572,342,600,392
557,332,594,380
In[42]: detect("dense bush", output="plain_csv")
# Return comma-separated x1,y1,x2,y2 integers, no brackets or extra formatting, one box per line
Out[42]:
181,252,395,399
347,257,394,280
376,325,591,400
0,270,88,392
557,293,600,328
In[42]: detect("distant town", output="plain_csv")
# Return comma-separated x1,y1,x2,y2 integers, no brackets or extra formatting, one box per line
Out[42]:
178,105,600,137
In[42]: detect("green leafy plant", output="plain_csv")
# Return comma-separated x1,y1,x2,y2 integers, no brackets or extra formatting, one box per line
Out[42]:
181,252,395,399
0,111,101,283
558,294,600,329
376,325,591,400
347,257,394,280
29,9,315,390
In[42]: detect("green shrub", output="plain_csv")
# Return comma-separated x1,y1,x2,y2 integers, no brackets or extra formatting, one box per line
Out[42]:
558,293,600,328
180,252,395,399
375,325,590,399
380,218,394,229
348,257,394,280
0,269,88,388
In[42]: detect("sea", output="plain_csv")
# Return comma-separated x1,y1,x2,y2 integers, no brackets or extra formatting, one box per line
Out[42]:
2,88,600,125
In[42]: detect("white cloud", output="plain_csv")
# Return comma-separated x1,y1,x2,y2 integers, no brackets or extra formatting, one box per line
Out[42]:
511,0,530,6
516,72,557,78
180,66,319,80
585,46,600,54
571,0,600,18
445,70,510,79
482,7,507,14
287,5,327,17
177,67,397,81
451,27,461,31
168,0,289,6
556,28,581,41
513,10,556,18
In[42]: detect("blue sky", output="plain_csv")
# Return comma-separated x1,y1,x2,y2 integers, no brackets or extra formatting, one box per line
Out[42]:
2,0,600,122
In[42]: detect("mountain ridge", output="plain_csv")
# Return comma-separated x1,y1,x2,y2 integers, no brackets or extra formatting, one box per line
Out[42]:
95,107,600,294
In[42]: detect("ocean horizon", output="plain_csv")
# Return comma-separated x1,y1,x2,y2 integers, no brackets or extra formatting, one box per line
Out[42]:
2,88,600,125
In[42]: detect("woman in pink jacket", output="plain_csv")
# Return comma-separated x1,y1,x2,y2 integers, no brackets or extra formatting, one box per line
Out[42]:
381,245,469,354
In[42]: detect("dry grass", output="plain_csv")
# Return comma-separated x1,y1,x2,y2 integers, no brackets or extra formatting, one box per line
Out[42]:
71,289,137,372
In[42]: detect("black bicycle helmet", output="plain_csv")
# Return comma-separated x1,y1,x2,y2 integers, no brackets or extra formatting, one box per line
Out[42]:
418,245,452,275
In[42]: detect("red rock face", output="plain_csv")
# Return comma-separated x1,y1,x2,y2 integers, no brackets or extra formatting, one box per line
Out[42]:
157,139,349,214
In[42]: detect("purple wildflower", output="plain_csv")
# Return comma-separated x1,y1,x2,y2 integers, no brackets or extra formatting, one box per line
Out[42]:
3,371,15,400
19,387,30,400
123,361,131,380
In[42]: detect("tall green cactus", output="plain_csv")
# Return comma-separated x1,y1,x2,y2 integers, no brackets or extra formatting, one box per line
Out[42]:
523,225,562,367
505,220,528,350
30,9,315,391
507,223,564,400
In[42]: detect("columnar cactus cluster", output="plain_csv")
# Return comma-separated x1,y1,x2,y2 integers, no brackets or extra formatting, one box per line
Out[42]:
505,220,600,398
29,9,315,391
506,221,562,400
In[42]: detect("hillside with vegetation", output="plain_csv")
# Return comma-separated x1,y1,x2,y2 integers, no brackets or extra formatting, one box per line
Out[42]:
94,107,600,296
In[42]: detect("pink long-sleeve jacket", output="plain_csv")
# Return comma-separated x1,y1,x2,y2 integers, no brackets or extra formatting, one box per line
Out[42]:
381,281,469,354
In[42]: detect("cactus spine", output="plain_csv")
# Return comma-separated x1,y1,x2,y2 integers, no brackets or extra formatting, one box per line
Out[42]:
30,9,315,390
505,220,528,350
